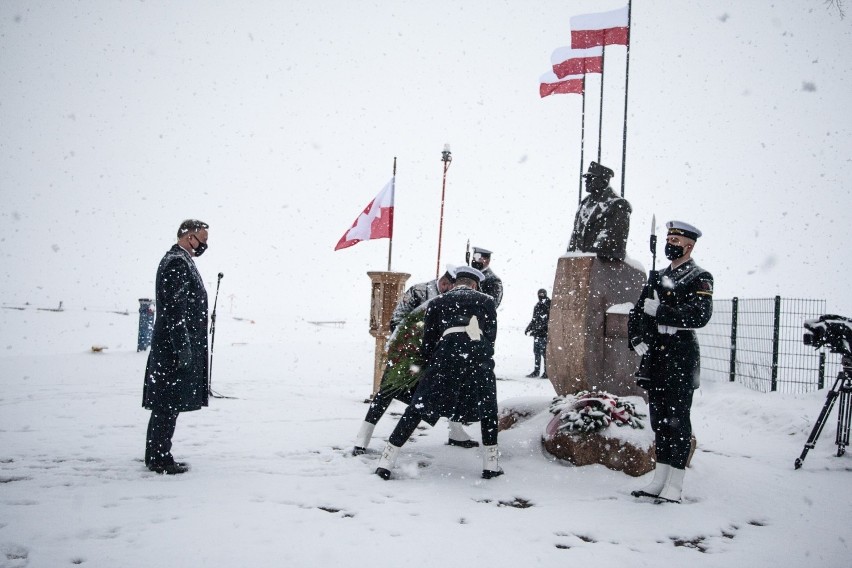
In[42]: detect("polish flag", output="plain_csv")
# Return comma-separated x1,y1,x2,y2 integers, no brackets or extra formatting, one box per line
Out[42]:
570,6,629,49
551,46,603,79
334,179,395,250
539,72,584,98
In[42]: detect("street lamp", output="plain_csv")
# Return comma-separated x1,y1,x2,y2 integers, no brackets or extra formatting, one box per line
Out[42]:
436,144,452,277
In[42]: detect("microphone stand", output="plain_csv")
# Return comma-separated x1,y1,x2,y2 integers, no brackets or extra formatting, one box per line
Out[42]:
208,272,235,399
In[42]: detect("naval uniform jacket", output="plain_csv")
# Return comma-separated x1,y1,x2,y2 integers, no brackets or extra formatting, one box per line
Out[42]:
480,267,503,308
633,258,713,388
410,286,498,425
389,279,441,332
143,244,209,412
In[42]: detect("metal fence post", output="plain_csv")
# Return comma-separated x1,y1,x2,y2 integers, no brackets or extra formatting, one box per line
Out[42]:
818,351,826,390
729,297,739,382
771,295,781,392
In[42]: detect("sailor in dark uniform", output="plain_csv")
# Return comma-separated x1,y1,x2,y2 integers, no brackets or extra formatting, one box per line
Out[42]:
373,265,503,480
352,267,478,454
470,246,503,308
629,220,713,503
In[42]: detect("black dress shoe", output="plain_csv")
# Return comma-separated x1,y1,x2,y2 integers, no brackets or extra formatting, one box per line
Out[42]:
375,467,392,480
447,439,480,448
148,462,189,475
540,373,548,379
482,469,504,479
525,371,540,378
630,489,656,498
352,446,367,456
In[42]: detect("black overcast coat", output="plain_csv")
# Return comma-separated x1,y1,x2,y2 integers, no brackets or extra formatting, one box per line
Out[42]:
142,245,209,412
525,297,551,338
410,286,498,425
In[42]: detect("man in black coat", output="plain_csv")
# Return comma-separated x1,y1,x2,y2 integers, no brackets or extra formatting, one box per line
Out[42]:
629,220,713,503
524,288,551,378
567,161,632,261
142,219,210,474
373,265,503,480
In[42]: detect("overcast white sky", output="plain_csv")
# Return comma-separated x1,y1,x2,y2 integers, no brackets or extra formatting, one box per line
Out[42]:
2,1,851,327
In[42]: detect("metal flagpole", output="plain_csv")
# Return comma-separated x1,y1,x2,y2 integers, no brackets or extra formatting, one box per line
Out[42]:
387,157,396,271
620,0,633,198
578,75,587,205
435,144,452,278
597,47,606,162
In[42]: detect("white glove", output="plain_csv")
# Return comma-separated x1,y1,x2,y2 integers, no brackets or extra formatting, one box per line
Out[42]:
633,342,649,356
643,291,660,317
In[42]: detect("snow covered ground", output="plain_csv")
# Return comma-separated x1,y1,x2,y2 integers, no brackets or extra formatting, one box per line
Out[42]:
1,307,850,568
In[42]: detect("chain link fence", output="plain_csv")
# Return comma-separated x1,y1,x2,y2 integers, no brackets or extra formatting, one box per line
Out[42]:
696,296,844,393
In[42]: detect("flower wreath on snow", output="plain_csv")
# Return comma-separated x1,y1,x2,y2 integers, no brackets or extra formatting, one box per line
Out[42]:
548,390,646,433
381,307,426,394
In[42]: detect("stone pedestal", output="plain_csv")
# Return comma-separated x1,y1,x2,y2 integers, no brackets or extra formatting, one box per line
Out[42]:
366,271,410,395
545,254,646,399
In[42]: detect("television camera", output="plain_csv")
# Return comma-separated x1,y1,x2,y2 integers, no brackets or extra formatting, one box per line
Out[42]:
794,315,852,469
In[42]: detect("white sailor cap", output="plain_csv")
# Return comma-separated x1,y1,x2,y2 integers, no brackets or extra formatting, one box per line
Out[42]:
666,220,702,240
454,265,485,284
441,264,458,281
472,246,492,258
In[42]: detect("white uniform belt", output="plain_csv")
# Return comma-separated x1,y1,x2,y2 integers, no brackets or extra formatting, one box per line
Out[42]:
442,315,482,341
443,326,468,336
658,324,692,335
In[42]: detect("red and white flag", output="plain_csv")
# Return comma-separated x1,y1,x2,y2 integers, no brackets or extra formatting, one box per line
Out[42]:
334,179,395,251
539,72,584,98
551,46,603,79
570,6,629,49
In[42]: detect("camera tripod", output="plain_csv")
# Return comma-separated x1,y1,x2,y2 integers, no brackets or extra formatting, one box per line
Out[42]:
794,356,852,469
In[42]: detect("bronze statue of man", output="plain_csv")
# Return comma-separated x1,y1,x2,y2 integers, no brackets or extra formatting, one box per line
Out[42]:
567,161,632,261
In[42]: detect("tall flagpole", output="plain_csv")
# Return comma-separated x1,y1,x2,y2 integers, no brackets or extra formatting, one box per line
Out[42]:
620,0,633,198
387,156,396,271
578,75,587,205
597,47,606,162
435,144,452,278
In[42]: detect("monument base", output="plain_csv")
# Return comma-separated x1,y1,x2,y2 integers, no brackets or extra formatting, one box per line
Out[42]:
545,254,646,399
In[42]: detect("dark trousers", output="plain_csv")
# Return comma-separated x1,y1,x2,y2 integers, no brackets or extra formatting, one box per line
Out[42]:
145,409,180,466
388,404,498,448
647,337,699,469
533,336,547,372
365,367,414,425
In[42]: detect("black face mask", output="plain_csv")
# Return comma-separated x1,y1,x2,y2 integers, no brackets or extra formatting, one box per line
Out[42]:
664,242,685,261
190,235,208,257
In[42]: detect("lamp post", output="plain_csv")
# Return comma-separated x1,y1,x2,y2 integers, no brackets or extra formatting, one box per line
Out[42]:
435,143,452,277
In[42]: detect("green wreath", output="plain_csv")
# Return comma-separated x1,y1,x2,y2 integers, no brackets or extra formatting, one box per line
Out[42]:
382,307,426,394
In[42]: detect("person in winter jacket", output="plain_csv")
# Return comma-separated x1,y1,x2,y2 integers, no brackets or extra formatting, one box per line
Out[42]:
142,219,210,475
524,289,551,378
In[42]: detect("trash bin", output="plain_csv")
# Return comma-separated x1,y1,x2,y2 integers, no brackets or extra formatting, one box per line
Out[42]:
137,298,154,352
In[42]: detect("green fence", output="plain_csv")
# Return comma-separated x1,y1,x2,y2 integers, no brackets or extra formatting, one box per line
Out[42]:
696,296,843,393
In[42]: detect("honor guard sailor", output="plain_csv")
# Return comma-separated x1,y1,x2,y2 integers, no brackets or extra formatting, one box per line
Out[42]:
628,220,713,503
